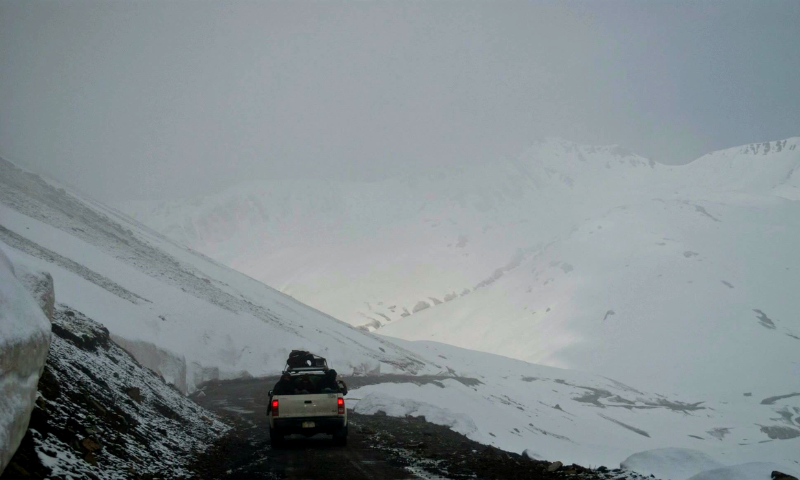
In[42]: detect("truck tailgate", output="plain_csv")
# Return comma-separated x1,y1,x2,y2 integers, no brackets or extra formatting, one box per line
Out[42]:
278,393,340,418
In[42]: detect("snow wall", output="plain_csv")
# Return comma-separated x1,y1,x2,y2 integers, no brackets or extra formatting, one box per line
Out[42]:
0,248,53,474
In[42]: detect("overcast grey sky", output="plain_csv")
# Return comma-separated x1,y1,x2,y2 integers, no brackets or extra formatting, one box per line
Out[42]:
1,0,799,201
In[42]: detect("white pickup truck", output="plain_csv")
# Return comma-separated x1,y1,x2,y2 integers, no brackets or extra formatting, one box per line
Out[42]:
268,368,348,447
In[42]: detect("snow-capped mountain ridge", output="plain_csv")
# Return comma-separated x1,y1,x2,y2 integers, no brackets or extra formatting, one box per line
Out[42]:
526,137,656,166
122,138,799,324
713,137,799,157
675,138,800,199
121,137,798,331
119,136,800,400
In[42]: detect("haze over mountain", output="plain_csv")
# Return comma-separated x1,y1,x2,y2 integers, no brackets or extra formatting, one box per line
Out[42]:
123,137,800,397
3,1,800,202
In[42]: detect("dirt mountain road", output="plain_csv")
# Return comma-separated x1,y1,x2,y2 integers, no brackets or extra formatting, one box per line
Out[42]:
190,376,639,480
189,376,439,479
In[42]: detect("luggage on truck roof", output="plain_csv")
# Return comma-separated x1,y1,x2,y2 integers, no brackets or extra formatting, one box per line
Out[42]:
284,350,328,372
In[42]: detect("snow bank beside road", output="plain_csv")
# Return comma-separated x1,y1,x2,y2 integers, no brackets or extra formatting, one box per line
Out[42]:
354,392,479,438
0,249,52,474
686,462,800,480
620,448,723,480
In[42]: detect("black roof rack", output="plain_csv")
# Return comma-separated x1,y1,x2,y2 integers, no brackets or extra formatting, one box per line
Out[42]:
285,366,328,374
283,350,328,373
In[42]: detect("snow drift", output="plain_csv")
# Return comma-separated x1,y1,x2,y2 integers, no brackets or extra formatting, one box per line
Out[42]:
354,392,479,438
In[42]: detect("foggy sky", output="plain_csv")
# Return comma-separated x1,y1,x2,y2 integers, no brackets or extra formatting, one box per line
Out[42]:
1,0,799,202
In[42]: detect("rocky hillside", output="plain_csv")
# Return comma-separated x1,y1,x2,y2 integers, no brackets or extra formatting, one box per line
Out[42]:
1,305,228,479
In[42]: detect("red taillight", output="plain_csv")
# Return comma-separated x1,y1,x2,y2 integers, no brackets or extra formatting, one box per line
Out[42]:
271,399,279,417
337,397,345,415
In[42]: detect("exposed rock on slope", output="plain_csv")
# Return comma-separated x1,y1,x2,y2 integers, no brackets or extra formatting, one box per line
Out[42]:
2,306,228,479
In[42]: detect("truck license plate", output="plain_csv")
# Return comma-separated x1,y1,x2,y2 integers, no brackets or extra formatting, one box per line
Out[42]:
302,421,315,428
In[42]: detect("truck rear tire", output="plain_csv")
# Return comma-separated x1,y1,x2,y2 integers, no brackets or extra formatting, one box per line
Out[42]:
270,427,284,448
332,426,348,446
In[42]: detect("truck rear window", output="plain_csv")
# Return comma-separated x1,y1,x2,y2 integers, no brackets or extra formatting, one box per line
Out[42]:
273,374,341,395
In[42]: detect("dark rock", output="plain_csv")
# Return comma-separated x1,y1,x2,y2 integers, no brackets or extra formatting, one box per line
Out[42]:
80,437,102,453
108,412,133,433
52,310,112,351
152,400,180,421
27,405,48,434
86,396,107,417
38,366,60,400
772,472,799,480
5,461,31,477
125,387,143,404
83,452,98,466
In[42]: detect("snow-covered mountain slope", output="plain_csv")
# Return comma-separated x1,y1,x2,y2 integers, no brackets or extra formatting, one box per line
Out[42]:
382,194,800,396
2,152,799,473
121,138,677,329
380,139,800,397
121,137,800,395
0,158,436,394
677,138,800,199
351,339,800,475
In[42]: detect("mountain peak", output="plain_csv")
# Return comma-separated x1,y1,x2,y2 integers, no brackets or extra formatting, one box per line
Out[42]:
521,137,656,171
706,137,800,158
532,137,645,159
